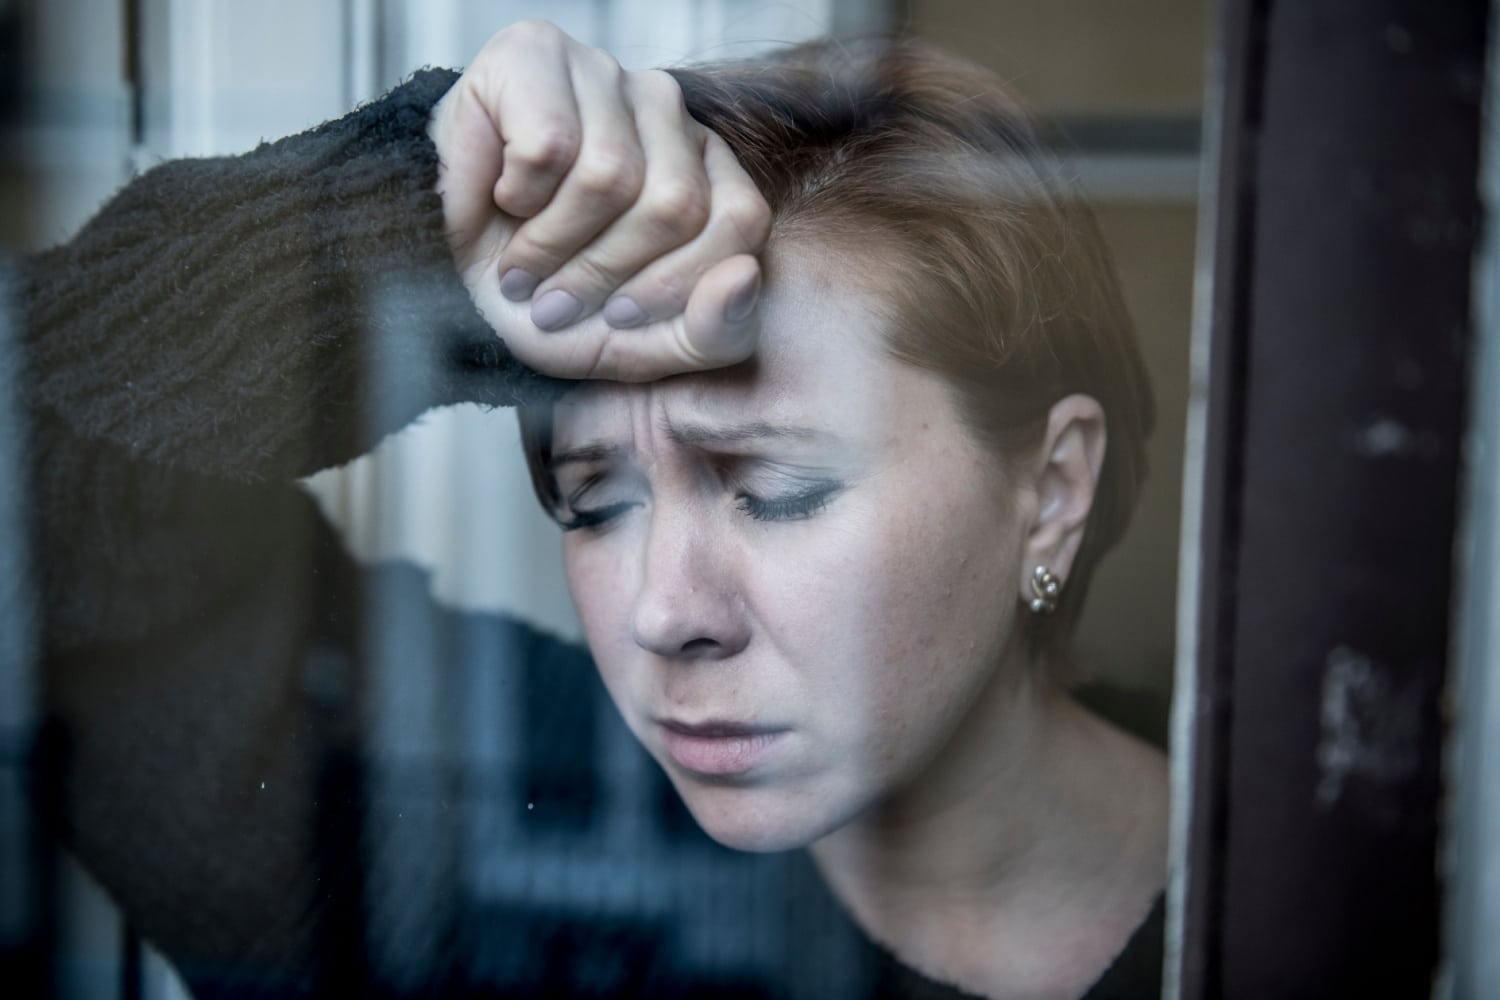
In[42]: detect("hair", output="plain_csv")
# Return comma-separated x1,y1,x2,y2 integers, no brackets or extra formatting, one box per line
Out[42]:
520,36,1155,666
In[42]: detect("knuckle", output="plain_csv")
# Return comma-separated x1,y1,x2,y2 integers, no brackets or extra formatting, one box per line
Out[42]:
717,189,773,247
631,69,688,112
565,253,628,295
640,268,693,307
574,147,645,204
507,231,569,271
510,123,581,176
587,46,627,83
643,178,710,238
503,19,564,48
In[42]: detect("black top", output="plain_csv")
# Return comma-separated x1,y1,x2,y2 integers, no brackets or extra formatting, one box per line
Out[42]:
15,69,1164,999
849,895,1164,1000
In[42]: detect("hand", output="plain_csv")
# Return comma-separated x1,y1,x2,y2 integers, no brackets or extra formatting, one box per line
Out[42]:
429,20,771,381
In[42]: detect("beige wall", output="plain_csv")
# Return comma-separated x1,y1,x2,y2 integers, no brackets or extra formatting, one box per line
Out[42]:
906,0,1205,114
1077,204,1195,693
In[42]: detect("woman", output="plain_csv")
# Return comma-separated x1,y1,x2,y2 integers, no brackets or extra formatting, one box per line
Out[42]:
519,36,1169,1000
19,18,1163,1000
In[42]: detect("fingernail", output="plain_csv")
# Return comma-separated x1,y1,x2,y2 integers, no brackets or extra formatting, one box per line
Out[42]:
602,295,648,328
499,268,540,302
724,272,761,324
531,289,583,330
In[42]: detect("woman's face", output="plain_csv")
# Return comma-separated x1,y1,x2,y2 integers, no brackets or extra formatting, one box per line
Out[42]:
550,246,1037,852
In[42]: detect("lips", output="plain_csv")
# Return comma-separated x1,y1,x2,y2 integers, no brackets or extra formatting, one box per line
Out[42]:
658,720,788,777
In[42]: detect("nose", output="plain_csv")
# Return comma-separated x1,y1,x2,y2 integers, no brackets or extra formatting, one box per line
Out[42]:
630,511,750,661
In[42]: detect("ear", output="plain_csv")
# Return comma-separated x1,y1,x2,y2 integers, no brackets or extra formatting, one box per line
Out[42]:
1019,394,1107,600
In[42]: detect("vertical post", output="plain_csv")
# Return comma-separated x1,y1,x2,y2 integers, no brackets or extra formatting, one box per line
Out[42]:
0,262,47,1000
1167,1,1265,995
1,7,45,991
1440,2,1500,996
1173,1,1489,996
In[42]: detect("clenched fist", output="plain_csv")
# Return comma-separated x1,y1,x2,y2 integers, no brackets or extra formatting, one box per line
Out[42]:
429,20,772,381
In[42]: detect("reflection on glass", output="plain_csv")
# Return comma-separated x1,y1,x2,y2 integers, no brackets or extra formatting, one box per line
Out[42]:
5,3,1200,998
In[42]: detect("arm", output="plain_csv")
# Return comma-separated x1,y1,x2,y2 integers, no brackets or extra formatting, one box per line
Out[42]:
22,68,545,487
22,19,771,650
18,23,769,989
20,69,519,989
20,69,549,654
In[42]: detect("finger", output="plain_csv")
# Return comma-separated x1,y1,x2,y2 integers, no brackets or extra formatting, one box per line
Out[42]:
588,253,762,381
485,254,761,382
429,81,505,242
496,47,647,319
598,131,771,328
481,22,584,220
529,70,713,330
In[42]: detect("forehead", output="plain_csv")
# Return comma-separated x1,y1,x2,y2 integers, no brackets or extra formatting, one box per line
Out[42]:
553,245,903,443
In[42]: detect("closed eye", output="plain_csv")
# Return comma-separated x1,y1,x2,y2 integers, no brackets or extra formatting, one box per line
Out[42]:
556,465,645,533
735,482,842,522
559,500,640,533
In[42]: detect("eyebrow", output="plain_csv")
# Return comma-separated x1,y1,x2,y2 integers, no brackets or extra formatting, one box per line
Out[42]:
666,420,835,447
547,421,839,471
547,442,623,470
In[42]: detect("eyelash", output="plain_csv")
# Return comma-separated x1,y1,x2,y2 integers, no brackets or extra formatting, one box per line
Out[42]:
558,482,842,532
558,502,638,533
736,484,838,522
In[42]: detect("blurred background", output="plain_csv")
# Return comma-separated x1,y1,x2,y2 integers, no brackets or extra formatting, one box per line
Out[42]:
0,1,1204,996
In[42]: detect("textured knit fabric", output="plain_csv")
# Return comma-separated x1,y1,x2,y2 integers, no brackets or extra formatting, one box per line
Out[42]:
16,70,1165,999
16,67,568,995
19,68,563,652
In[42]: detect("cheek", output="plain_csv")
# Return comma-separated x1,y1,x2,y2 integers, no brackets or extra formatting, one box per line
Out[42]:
562,539,637,684
865,514,1013,715
748,465,1018,746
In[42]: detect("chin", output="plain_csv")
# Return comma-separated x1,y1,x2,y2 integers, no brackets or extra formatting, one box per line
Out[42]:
673,781,850,854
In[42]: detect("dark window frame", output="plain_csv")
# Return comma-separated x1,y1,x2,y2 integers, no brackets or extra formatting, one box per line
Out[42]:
1174,1,1490,996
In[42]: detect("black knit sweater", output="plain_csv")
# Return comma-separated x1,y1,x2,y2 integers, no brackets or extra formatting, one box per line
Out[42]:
15,71,1163,999
16,67,565,995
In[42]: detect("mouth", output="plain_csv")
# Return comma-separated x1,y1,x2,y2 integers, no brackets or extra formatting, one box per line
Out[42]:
657,719,789,777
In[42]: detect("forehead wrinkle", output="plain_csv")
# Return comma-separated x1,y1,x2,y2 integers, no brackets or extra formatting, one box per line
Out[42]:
664,418,838,448
549,243,896,462
550,398,850,479
554,363,812,446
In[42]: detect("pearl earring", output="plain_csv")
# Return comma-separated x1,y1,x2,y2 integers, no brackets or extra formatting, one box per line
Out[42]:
1028,565,1061,615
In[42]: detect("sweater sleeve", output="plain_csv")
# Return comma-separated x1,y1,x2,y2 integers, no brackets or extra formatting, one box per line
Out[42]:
12,71,570,989
16,69,568,651
19,67,559,485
